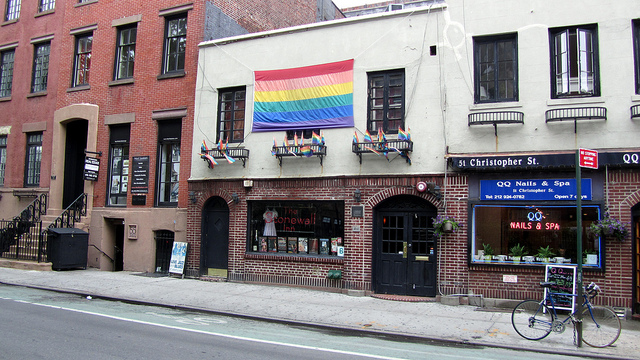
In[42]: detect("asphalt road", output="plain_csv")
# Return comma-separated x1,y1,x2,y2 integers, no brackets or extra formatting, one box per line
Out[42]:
0,285,581,360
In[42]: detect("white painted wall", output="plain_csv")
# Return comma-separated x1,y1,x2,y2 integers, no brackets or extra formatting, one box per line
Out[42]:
191,0,640,181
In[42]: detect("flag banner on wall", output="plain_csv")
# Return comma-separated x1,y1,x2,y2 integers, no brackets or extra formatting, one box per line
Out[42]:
253,59,354,132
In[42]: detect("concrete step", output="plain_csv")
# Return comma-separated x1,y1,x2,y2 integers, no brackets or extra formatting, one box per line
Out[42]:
0,258,51,271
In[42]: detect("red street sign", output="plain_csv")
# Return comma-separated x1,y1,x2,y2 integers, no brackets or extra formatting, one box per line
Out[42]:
579,148,598,169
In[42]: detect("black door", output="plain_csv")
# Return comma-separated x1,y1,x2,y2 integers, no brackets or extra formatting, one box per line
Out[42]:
374,196,437,296
201,197,229,277
62,120,88,208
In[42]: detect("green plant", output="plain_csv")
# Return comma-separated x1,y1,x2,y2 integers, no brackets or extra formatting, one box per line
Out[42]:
433,215,461,238
509,243,528,257
589,210,629,242
536,245,555,259
482,243,495,256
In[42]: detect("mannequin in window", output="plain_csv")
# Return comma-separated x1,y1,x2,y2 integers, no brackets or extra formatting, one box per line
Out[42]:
263,208,278,236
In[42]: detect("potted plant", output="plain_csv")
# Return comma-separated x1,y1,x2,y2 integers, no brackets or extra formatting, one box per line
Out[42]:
536,245,555,263
482,243,494,262
433,215,461,238
509,243,528,263
589,210,629,242
583,249,598,265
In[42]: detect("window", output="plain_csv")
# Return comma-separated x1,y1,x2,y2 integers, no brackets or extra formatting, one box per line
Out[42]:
217,87,245,142
0,49,14,97
470,204,602,268
5,0,20,21
114,25,136,80
31,42,50,93
162,14,187,74
156,120,181,206
474,34,518,103
73,33,92,87
634,20,640,94
550,25,599,98
248,201,344,256
38,0,54,12
108,125,130,206
0,135,6,186
367,70,404,133
24,132,42,187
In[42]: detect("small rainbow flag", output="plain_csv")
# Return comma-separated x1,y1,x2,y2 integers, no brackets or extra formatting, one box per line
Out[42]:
352,131,359,144
398,127,410,141
200,153,218,168
271,138,277,156
312,131,323,145
253,60,354,132
300,146,313,157
364,130,372,143
377,128,386,143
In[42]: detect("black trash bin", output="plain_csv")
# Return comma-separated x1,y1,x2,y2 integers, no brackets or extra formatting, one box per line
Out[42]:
47,228,89,270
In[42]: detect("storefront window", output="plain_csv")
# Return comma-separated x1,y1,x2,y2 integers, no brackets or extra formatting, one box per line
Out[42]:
248,201,344,256
470,205,602,267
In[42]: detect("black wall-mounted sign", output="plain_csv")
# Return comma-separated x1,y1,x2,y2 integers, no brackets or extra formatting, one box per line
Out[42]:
131,156,149,194
132,195,146,206
83,156,100,181
351,205,364,218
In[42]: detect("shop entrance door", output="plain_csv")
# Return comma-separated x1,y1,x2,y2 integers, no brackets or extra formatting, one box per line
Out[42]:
374,196,437,297
633,205,640,314
201,197,229,277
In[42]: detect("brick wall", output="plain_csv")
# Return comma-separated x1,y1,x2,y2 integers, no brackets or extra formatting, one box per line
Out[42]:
187,175,443,290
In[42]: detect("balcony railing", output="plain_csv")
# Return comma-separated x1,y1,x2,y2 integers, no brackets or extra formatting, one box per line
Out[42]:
631,104,640,119
545,107,607,133
200,147,250,168
468,111,524,136
272,144,327,166
352,139,413,164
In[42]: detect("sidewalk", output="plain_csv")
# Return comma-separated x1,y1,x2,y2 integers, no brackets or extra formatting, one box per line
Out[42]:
0,267,638,359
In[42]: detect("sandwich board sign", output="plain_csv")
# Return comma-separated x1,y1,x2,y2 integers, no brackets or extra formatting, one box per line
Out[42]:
169,242,188,277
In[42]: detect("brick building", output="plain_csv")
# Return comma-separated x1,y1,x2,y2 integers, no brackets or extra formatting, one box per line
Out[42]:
0,0,342,272
190,0,640,315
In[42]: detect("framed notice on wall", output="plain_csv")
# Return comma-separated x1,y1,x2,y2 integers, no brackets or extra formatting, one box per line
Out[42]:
544,264,577,311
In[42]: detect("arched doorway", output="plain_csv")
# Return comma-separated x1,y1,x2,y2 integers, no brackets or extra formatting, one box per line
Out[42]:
62,120,88,208
373,195,438,296
201,197,230,277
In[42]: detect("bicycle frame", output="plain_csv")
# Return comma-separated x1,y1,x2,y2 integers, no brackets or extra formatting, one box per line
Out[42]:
539,290,594,328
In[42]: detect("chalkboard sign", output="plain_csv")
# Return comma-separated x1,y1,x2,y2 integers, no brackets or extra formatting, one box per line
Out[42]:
544,265,577,311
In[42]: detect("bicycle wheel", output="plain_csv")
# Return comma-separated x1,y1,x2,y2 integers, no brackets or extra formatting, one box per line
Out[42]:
581,305,621,347
511,300,553,340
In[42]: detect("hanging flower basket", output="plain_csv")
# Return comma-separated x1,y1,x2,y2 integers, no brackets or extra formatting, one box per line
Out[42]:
589,211,629,242
433,215,461,238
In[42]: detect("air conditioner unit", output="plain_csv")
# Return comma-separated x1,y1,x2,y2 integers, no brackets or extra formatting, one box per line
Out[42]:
387,4,404,11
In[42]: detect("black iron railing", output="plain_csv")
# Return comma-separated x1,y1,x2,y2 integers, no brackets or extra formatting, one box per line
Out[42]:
0,193,48,261
49,193,87,229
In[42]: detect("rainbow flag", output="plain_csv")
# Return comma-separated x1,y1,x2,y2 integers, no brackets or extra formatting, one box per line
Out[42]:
352,131,359,144
364,130,372,143
300,146,313,157
253,60,354,132
312,131,323,145
398,127,410,141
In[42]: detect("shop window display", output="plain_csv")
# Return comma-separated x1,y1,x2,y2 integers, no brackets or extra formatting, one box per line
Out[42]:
470,204,602,267
248,201,344,257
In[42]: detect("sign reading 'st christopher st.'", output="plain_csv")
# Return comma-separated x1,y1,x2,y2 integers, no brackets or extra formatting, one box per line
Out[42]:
480,179,592,201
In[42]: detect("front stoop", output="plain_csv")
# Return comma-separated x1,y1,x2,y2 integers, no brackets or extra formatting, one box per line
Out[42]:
0,259,52,271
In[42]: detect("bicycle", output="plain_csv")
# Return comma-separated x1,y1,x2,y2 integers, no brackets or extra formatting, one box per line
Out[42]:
511,281,621,347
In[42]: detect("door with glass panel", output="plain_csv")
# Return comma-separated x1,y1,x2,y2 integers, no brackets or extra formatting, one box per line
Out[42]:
374,196,437,297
